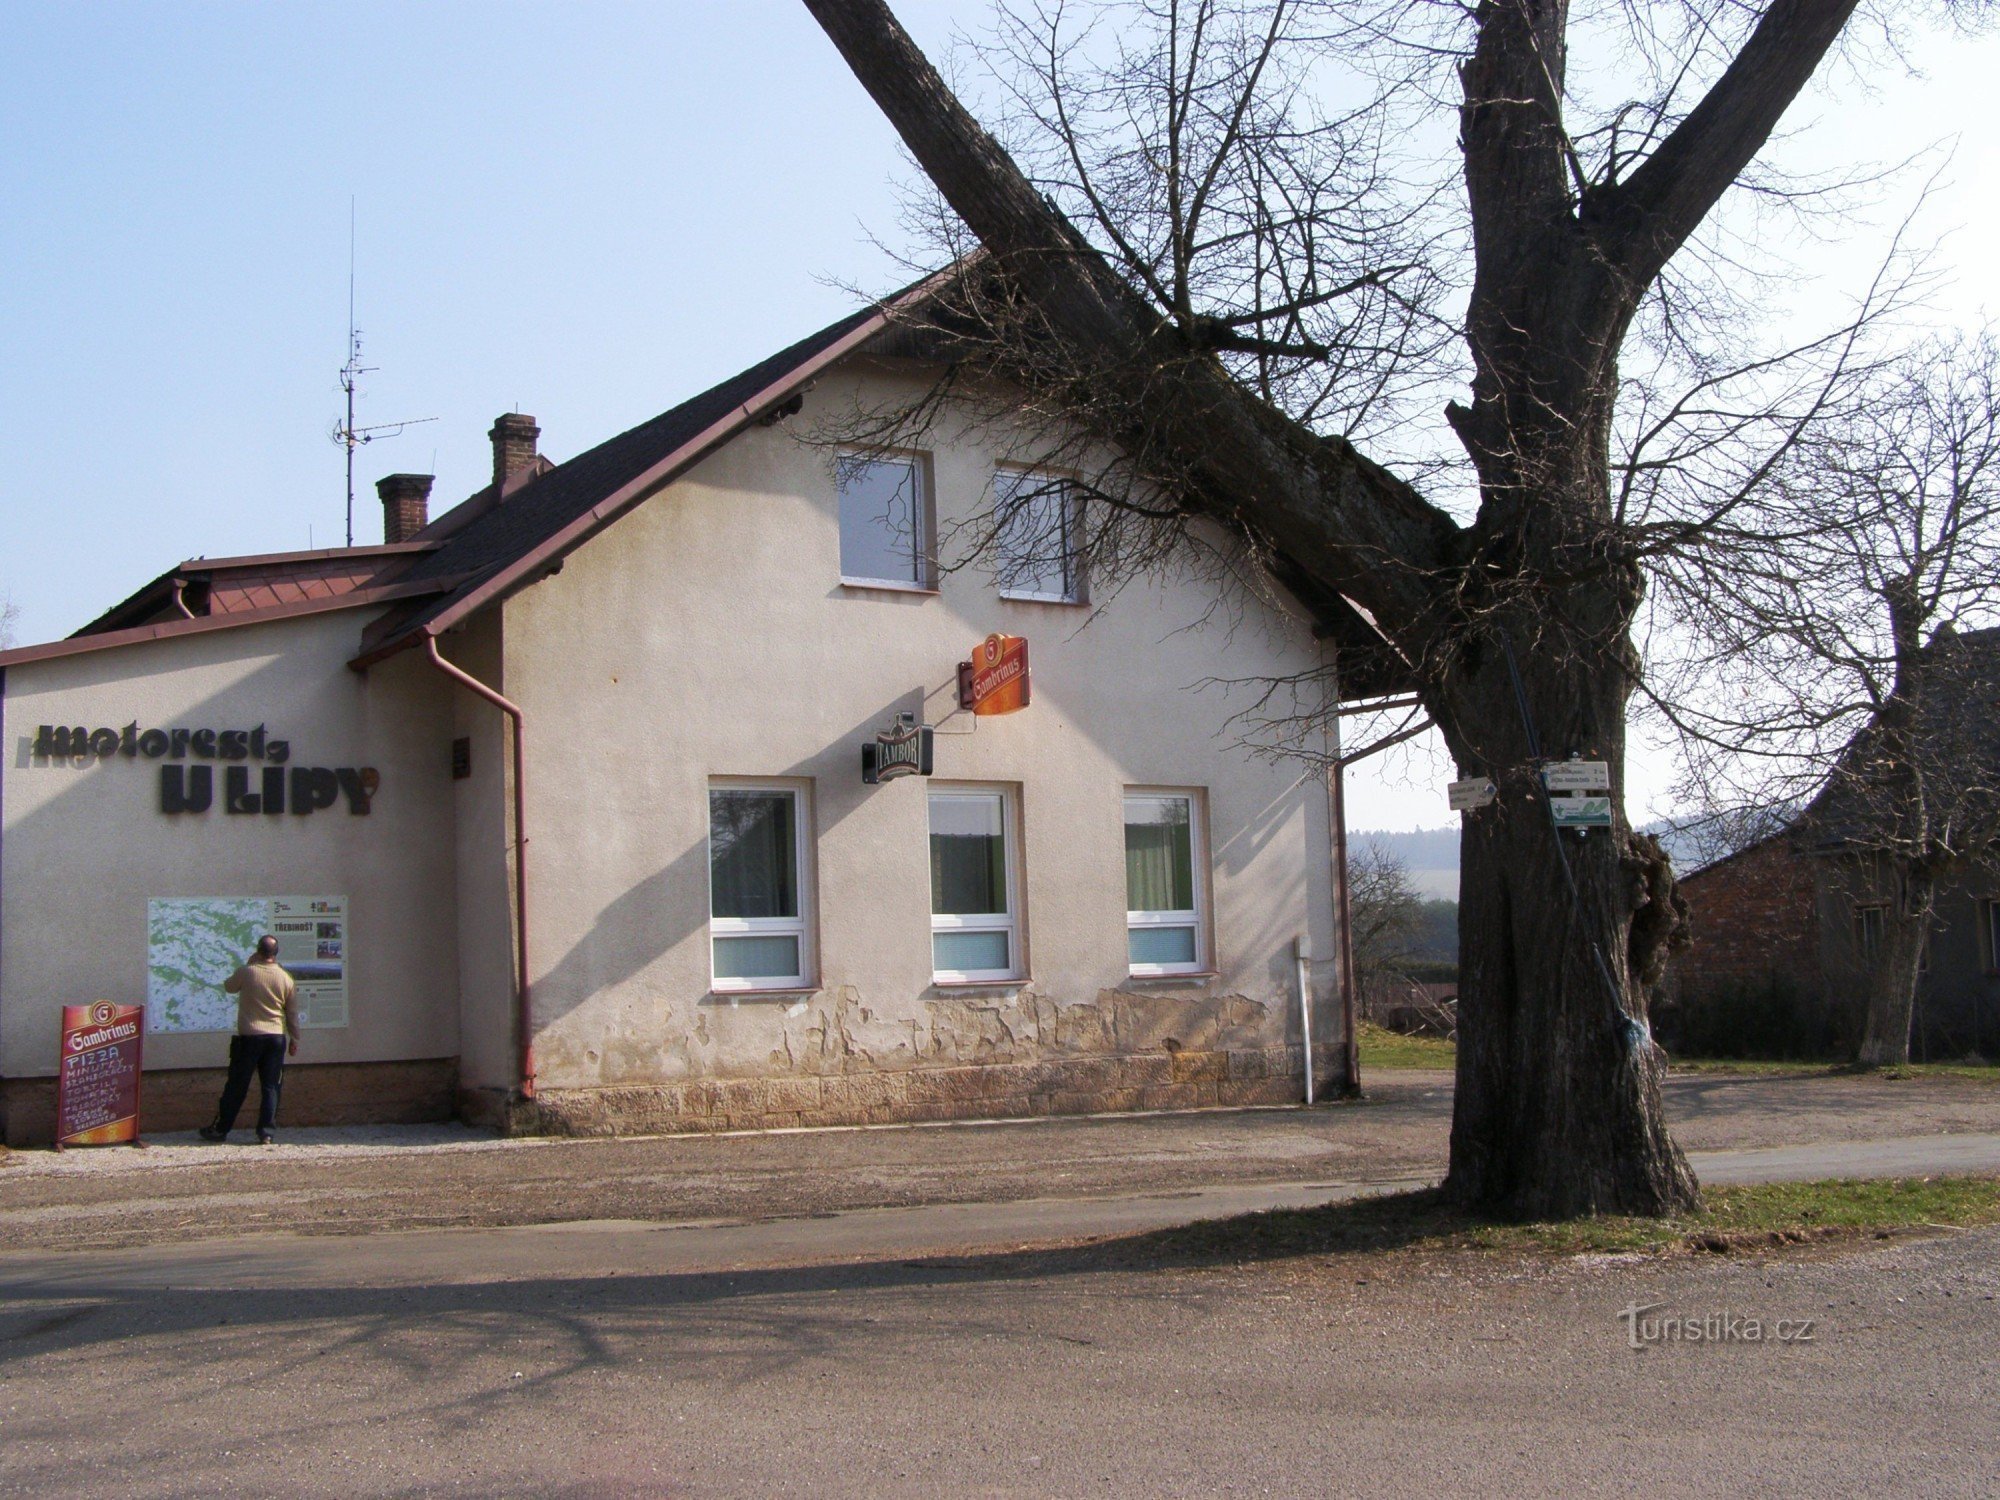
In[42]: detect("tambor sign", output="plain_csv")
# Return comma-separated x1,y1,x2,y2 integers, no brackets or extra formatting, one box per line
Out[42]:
56,1002,145,1148
957,633,1031,716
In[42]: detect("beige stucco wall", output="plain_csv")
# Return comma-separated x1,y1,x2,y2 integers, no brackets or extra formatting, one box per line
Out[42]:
438,614,517,1098
0,610,460,1081
500,363,1338,1097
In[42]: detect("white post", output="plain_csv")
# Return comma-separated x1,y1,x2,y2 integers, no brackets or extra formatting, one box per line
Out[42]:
1296,935,1315,1106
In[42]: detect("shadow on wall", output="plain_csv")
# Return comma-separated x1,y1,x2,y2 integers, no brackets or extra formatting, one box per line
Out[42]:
1655,976,1854,1061
526,684,937,1047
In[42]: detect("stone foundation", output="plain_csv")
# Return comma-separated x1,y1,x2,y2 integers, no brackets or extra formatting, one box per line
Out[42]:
513,1042,1338,1137
0,1057,458,1147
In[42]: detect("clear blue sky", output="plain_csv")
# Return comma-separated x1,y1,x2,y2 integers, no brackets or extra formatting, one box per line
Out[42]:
5,3,1996,828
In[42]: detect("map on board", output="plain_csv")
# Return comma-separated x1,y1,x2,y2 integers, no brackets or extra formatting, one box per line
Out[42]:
146,896,349,1032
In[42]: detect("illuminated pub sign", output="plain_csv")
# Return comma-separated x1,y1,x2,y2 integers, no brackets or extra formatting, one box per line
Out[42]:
957,634,1030,716
31,721,379,817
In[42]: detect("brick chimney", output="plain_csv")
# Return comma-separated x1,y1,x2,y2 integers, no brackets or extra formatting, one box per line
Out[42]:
490,412,541,493
376,473,434,544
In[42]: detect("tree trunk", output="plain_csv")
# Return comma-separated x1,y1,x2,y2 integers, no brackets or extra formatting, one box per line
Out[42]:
1856,874,1932,1067
1441,626,1699,1217
801,0,1860,1220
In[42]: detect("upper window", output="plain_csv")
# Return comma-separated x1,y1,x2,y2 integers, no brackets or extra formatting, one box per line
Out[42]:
929,788,1021,982
708,784,812,990
1125,792,1206,975
1853,903,1885,961
994,468,1085,603
838,453,932,589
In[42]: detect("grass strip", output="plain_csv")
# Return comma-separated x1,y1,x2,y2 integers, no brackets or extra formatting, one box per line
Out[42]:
1354,1022,1456,1070
1119,1175,2000,1266
1669,1056,2000,1081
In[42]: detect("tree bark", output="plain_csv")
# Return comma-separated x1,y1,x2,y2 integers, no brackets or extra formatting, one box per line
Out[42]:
1856,872,1933,1067
804,0,1860,1217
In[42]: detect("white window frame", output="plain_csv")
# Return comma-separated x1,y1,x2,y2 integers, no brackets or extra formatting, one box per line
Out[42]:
928,785,1023,984
1124,789,1209,978
993,466,1086,604
837,449,936,592
707,780,815,993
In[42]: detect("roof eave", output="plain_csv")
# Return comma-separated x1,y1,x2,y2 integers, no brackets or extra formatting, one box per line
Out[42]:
0,575,475,671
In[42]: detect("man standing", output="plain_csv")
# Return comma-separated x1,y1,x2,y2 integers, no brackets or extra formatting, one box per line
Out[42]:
199,935,299,1145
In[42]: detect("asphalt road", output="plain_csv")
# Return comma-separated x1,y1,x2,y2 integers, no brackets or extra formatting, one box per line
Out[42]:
5,1070,2000,1496
2,1194,1997,1497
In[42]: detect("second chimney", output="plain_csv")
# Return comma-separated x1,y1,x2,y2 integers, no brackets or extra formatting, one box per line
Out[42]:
377,473,434,544
490,412,541,493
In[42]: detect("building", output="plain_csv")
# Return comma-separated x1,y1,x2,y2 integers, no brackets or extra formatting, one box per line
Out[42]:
1672,628,2000,1060
0,279,1393,1145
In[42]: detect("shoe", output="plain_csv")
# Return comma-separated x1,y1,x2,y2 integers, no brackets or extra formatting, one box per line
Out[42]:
198,1124,227,1143
257,1131,274,1146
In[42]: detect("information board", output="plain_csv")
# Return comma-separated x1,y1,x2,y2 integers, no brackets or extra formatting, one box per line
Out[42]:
56,1002,144,1147
1541,761,1611,793
147,895,349,1032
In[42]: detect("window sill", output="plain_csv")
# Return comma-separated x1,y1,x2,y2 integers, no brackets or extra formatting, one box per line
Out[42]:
839,578,939,596
1127,970,1220,985
706,985,820,1001
999,591,1089,607
931,976,1032,990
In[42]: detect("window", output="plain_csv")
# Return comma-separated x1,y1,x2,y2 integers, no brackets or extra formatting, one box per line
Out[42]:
929,788,1021,981
837,453,932,588
1125,792,1206,974
708,784,812,990
994,468,1084,603
1853,903,1885,961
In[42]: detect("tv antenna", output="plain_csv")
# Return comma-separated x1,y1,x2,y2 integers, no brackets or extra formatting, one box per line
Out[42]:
331,201,435,547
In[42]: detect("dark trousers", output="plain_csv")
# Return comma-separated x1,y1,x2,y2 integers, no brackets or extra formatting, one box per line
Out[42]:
214,1034,287,1136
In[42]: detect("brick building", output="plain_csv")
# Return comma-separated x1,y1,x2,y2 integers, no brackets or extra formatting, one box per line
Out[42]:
1672,630,2000,1059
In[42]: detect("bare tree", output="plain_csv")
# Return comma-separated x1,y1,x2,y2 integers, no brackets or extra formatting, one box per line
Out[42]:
802,0,1986,1217
1652,332,2000,1065
1348,841,1424,995
0,592,18,652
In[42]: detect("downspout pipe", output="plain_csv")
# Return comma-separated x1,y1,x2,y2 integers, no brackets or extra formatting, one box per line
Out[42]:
423,635,536,1101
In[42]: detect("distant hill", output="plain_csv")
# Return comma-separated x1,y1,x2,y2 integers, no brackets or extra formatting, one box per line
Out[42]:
1352,827,1460,898
1354,814,1765,894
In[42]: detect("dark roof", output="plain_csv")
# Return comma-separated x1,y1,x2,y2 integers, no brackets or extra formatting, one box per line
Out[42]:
352,286,930,666
73,544,439,638
1798,624,2000,852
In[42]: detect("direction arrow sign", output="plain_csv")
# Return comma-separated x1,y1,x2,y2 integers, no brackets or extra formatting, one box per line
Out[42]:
1447,777,1497,811
1541,760,1611,793
1549,795,1613,828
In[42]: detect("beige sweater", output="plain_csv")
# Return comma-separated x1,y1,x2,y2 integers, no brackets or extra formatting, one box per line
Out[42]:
223,959,299,1039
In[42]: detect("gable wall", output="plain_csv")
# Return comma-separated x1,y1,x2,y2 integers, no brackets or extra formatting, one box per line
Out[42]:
496,364,1339,1130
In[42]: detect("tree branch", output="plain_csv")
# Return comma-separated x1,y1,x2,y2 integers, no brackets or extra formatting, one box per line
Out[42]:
800,0,1460,642
1608,0,1862,284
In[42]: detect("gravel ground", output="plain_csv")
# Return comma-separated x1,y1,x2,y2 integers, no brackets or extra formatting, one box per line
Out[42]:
4,1070,1999,1251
